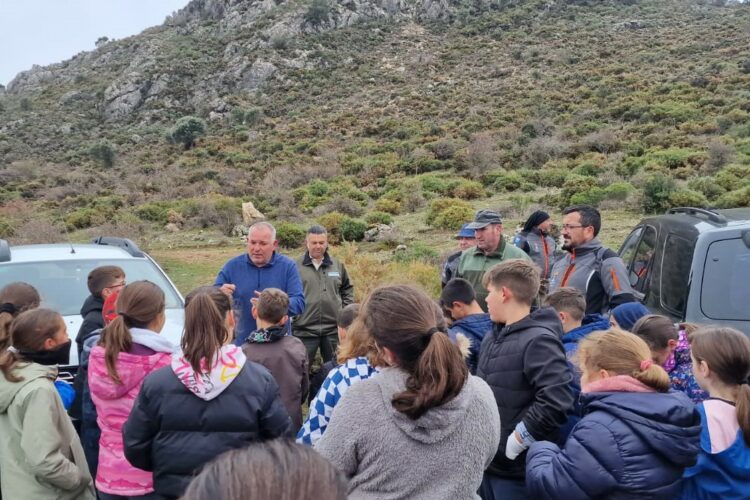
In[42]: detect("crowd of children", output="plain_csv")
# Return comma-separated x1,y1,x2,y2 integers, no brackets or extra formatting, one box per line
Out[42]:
0,250,748,499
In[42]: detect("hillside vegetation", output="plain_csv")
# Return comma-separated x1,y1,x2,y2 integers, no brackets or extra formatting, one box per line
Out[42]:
1,0,749,245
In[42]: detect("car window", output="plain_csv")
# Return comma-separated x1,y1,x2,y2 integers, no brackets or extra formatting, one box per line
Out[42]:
619,226,643,269
701,238,750,321
0,258,182,316
630,226,657,293
660,233,694,316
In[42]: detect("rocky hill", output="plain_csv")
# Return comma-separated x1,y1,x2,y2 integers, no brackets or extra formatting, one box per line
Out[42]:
0,0,749,241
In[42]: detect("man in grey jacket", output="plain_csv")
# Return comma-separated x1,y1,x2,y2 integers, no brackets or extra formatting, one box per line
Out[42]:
548,204,637,314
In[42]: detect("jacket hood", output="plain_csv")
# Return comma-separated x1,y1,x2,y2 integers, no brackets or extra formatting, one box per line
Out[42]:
503,307,564,339
0,362,56,413
582,389,701,468
80,294,104,317
374,367,475,444
88,328,176,400
571,237,603,256
172,344,247,401
562,314,610,346
453,313,492,333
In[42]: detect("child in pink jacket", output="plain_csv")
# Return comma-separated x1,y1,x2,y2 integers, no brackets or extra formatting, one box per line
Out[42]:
88,281,176,499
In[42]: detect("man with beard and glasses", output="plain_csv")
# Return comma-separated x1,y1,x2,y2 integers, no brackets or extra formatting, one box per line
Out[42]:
548,204,636,315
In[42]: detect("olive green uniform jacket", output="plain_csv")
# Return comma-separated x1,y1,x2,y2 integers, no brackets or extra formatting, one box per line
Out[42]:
294,251,354,338
0,363,95,500
456,239,531,311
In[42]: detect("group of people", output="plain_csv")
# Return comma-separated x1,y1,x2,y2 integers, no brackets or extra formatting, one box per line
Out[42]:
0,204,748,499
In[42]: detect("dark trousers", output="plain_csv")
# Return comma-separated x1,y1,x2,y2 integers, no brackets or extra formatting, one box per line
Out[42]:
478,473,528,500
299,334,338,366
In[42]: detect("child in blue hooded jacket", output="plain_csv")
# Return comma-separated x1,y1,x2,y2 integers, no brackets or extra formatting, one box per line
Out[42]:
440,278,492,374
526,329,701,499
680,326,750,500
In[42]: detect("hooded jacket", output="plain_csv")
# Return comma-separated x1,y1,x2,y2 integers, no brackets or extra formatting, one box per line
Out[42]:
76,295,104,357
680,399,750,499
122,345,293,499
88,328,175,496
315,367,500,499
513,227,557,280
0,363,95,500
549,238,636,314
215,251,305,345
448,313,492,374
294,251,354,338
476,307,574,478
562,314,611,357
526,376,701,499
242,325,309,429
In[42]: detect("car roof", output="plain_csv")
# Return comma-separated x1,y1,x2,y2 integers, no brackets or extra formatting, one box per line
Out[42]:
2,243,143,264
642,207,750,231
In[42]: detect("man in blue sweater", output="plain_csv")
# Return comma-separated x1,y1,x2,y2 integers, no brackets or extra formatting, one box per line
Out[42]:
215,221,305,345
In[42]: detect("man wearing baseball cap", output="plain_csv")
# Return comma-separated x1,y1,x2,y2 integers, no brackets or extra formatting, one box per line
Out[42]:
455,209,531,311
441,223,477,288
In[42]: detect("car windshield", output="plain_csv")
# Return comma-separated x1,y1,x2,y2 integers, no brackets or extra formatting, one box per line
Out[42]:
701,238,750,321
0,258,183,315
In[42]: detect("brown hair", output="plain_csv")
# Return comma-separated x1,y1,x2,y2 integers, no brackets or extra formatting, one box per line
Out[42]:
482,259,540,306
181,439,347,500
0,282,41,351
578,329,671,392
361,284,468,420
99,281,165,384
87,265,125,297
337,303,360,329
182,286,233,374
255,288,288,325
544,287,585,321
691,326,750,446
336,315,387,367
632,314,679,350
0,309,64,383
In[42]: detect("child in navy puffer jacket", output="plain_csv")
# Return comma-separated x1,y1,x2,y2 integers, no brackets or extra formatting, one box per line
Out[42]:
526,329,701,499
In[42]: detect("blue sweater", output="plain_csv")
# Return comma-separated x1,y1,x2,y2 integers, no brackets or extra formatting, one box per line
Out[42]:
215,252,305,344
448,313,492,374
527,388,701,499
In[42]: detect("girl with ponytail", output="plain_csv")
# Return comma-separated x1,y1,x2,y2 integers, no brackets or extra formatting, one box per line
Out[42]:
0,309,94,499
527,329,702,499
123,286,292,499
680,326,750,499
316,284,500,499
88,281,176,499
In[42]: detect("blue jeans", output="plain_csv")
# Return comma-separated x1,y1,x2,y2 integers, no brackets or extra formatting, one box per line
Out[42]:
479,473,528,500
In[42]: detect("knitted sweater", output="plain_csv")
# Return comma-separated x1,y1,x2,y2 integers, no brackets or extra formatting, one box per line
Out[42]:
315,367,500,500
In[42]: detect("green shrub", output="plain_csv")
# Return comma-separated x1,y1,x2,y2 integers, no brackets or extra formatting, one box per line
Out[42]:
275,222,306,248
605,182,634,200
426,140,456,160
715,186,750,209
304,0,332,27
318,211,345,243
714,164,750,191
641,174,677,213
687,177,726,201
392,242,440,264
426,198,473,229
536,168,568,187
421,175,456,196
570,187,607,206
493,172,525,192
0,217,15,238
89,141,115,168
339,217,367,242
559,174,598,208
134,201,173,224
64,208,101,230
364,211,393,226
168,116,206,150
668,189,708,208
374,198,401,215
452,180,486,200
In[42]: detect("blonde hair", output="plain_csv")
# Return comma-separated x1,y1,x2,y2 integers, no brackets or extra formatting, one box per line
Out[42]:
578,329,671,392
336,316,386,367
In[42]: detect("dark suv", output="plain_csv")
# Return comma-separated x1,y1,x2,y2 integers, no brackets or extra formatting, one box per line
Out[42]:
618,207,750,336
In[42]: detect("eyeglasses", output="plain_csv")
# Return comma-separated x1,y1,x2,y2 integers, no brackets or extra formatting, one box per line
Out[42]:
561,224,588,230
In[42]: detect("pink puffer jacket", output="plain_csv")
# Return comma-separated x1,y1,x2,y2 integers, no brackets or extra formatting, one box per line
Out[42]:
88,343,171,495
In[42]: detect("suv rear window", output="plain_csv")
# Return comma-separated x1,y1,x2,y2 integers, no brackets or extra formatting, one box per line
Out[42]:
0,258,182,315
701,238,750,321
660,233,693,316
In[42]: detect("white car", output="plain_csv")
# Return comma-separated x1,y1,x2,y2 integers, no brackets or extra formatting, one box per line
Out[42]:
0,237,185,371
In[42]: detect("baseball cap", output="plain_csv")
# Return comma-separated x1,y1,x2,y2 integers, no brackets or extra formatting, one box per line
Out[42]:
466,209,502,229
456,223,475,238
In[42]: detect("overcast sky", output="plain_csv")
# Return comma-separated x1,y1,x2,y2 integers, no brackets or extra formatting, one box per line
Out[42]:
0,0,191,86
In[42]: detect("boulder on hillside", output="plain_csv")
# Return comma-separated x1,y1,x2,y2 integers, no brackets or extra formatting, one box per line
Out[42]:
242,201,265,225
